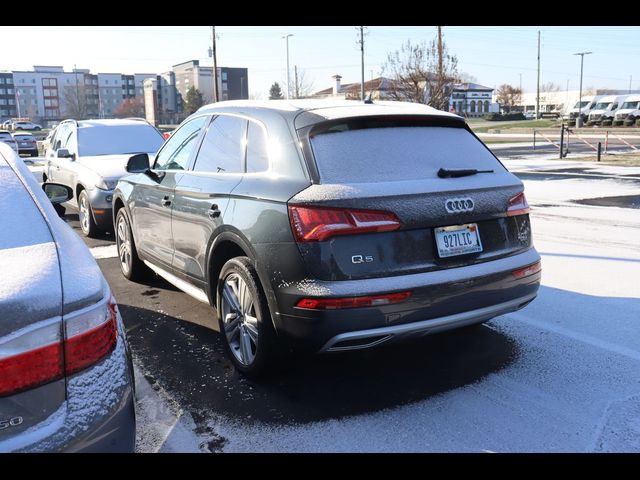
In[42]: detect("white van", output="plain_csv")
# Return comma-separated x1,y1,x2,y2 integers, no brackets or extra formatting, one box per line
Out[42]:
613,95,640,126
587,95,629,126
566,95,603,123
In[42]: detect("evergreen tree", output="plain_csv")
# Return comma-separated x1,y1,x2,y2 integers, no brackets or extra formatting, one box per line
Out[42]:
184,86,204,114
269,82,284,100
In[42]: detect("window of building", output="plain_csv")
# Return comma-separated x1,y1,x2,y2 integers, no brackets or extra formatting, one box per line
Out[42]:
0,89,5,95
0,99,6,106
193,115,246,174
7,88,13,95
246,121,269,173
105,79,109,84
0,78,5,84
30,88,35,95
154,115,208,171
0,109,7,116
31,79,35,83
221,72,228,81
470,100,476,113
8,99,14,106
484,100,490,112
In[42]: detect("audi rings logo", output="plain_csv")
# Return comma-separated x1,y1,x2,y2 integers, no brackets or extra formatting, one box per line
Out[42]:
445,197,475,213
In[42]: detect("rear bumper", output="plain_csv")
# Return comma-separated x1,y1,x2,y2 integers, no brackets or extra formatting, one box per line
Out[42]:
274,248,541,352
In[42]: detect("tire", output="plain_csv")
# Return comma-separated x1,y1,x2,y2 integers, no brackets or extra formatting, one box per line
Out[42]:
115,208,149,282
78,189,100,238
216,256,279,378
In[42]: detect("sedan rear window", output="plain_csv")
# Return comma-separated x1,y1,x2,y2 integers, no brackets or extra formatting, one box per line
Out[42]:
309,125,502,184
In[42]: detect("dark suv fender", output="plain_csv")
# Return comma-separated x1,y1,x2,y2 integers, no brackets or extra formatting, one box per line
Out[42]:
205,228,282,335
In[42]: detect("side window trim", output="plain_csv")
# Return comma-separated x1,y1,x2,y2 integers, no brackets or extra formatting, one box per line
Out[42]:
152,114,210,171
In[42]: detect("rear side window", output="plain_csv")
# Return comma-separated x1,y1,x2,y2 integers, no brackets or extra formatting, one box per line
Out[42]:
193,115,246,174
309,125,502,184
246,121,269,173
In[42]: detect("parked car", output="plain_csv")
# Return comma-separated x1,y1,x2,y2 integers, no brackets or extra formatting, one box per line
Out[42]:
12,131,39,157
566,95,603,123
0,143,135,452
0,130,18,153
44,118,165,237
11,120,42,131
114,99,541,377
523,111,536,120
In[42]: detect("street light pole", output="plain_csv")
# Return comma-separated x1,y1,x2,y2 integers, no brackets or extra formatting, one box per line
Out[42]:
282,34,293,99
573,51,592,128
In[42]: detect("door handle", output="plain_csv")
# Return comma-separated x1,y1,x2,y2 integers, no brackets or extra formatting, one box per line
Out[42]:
161,195,172,207
208,204,221,218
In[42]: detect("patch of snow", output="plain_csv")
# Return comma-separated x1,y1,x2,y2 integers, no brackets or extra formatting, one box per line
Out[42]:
91,244,118,259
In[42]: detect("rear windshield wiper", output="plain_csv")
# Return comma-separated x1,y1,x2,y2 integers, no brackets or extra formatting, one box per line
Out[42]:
437,168,494,178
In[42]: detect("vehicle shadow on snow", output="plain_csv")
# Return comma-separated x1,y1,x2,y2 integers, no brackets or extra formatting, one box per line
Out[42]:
119,304,518,425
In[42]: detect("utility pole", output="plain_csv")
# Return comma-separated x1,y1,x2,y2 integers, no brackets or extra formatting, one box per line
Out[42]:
574,51,592,128
212,26,219,103
536,31,540,119
294,65,299,99
519,73,522,92
283,34,293,99
359,26,365,101
630,75,633,93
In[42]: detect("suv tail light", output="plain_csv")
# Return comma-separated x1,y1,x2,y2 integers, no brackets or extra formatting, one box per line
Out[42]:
296,291,412,310
506,192,530,217
288,205,401,242
0,296,118,397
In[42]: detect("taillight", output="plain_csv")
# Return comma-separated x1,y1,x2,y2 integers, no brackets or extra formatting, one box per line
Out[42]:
0,295,118,397
512,261,542,279
288,205,401,242
295,291,412,310
64,296,118,376
506,192,530,217
0,320,63,397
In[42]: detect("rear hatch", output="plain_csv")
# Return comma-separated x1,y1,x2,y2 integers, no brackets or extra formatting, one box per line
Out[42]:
0,154,66,446
289,115,531,281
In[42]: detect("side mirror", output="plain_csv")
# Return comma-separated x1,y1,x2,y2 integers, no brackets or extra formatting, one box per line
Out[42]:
126,153,150,173
57,148,75,160
42,182,73,205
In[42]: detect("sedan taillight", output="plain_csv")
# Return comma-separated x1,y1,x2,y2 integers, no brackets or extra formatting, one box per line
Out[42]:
288,205,401,242
0,295,118,397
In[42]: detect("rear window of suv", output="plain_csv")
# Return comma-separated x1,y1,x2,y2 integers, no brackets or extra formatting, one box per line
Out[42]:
309,119,502,184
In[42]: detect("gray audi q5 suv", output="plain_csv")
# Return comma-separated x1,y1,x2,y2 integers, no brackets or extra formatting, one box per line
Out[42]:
113,100,541,376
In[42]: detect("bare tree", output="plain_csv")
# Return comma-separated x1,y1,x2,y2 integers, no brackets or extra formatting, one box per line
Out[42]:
62,84,90,119
496,84,522,113
113,97,145,118
292,66,315,99
540,82,561,95
249,91,263,100
382,32,458,109
456,72,478,84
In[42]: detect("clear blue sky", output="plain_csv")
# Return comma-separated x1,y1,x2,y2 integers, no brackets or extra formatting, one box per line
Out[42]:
2,26,639,97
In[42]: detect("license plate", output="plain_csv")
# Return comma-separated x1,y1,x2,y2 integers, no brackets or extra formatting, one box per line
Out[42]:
435,223,483,258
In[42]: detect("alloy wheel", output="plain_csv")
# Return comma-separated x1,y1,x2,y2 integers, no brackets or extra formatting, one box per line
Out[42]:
220,273,259,366
116,214,131,275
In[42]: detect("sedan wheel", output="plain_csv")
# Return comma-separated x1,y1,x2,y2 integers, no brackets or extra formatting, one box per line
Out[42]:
220,273,259,366
78,190,100,238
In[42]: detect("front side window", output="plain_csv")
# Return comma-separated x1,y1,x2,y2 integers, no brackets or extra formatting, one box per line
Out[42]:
192,115,246,174
153,116,208,171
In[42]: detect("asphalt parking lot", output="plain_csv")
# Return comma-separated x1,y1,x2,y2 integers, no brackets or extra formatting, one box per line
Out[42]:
60,159,640,452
